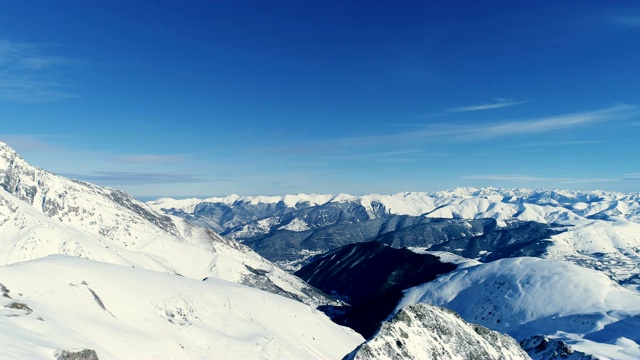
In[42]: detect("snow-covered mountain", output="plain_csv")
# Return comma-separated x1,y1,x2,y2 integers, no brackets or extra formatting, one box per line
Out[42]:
0,142,336,307
0,142,372,358
0,255,363,359
150,188,640,226
152,189,640,285
6,139,640,359
345,303,530,360
398,257,640,359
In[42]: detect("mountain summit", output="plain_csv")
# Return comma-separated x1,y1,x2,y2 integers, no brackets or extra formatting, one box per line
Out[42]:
0,142,365,358
0,142,334,307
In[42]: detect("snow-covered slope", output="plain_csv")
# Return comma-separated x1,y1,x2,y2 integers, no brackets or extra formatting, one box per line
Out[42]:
0,255,363,359
398,257,640,359
345,303,530,360
0,142,335,307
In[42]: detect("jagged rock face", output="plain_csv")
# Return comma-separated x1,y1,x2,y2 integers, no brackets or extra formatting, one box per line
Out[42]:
0,142,180,241
345,304,530,360
520,335,597,360
55,349,99,360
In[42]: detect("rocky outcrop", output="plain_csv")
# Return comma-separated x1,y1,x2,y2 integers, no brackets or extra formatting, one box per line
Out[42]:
345,304,530,360
520,335,597,360
54,349,99,360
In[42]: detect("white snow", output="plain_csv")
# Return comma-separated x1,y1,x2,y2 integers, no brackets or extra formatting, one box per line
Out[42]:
0,142,336,308
398,257,640,359
146,197,203,213
0,255,363,359
278,218,311,232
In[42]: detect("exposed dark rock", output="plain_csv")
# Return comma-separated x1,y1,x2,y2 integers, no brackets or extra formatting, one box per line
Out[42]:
8,302,33,314
0,283,11,299
520,335,597,360
54,349,99,360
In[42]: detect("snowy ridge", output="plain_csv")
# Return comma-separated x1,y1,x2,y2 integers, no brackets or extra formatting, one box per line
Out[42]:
398,257,640,359
0,142,336,307
0,255,363,359
196,193,336,207
151,188,640,224
345,303,530,360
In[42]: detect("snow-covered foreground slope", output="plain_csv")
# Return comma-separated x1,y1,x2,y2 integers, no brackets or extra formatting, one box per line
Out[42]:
345,303,530,360
0,255,363,359
0,142,335,307
398,257,640,360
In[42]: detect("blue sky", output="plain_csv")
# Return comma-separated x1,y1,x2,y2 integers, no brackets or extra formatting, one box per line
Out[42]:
1,1,640,197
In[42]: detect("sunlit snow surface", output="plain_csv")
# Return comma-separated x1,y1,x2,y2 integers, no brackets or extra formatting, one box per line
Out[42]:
0,256,362,359
0,141,364,358
398,257,640,360
0,142,336,308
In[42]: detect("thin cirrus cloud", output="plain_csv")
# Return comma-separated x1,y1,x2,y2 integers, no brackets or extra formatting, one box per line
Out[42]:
403,104,637,144
506,140,603,148
318,104,637,150
609,15,640,28
63,171,209,185
460,174,621,184
117,154,188,164
266,104,637,159
0,134,62,151
0,39,76,102
444,98,527,113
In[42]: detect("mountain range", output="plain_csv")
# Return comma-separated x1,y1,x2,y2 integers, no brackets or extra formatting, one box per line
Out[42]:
3,140,640,359
152,188,640,286
152,185,640,358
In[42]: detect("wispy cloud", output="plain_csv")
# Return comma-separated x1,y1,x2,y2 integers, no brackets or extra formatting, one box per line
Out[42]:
64,171,208,185
609,15,640,28
460,174,616,184
267,105,637,158
0,134,61,151
117,154,188,164
506,140,604,149
0,39,76,102
413,104,637,141
461,173,640,185
445,98,526,113
352,104,635,146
